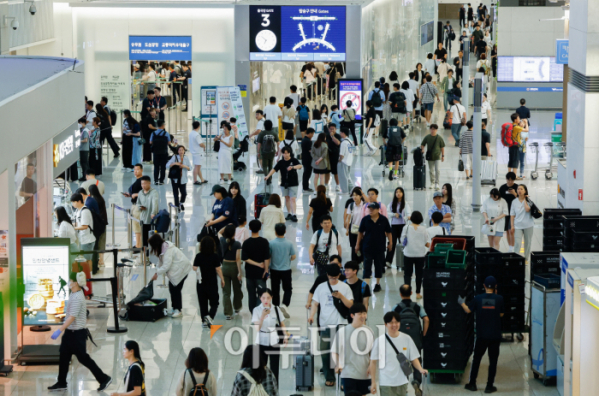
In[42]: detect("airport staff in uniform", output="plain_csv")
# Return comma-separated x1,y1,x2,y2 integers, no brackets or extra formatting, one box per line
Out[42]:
48,272,112,392
459,276,504,394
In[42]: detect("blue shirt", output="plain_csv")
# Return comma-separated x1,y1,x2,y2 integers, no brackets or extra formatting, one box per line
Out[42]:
428,204,452,235
150,129,171,143
269,238,297,271
211,196,237,231
329,111,342,130
368,89,386,111
85,196,100,216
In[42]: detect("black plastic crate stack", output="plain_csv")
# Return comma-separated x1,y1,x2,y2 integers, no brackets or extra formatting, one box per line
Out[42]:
530,251,561,278
474,248,526,333
542,209,581,252
423,236,475,371
562,215,599,252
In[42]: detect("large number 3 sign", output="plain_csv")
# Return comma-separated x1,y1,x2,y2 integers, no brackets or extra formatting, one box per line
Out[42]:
261,14,270,27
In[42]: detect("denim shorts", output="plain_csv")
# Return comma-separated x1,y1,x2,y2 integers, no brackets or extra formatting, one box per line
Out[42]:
423,102,434,112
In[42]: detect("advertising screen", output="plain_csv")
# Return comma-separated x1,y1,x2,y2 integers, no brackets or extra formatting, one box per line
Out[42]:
129,36,192,61
420,21,434,46
250,6,346,61
498,56,564,83
338,79,363,114
21,239,71,326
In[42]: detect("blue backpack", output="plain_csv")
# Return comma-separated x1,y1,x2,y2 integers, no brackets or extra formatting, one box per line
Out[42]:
299,105,310,121
151,209,171,233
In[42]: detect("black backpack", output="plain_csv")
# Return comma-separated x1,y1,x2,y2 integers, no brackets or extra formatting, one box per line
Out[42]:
152,130,169,155
187,369,210,396
282,140,294,158
110,110,118,126
262,134,276,154
387,126,403,147
390,92,406,113
371,89,383,107
449,31,456,40
82,207,106,240
394,301,423,350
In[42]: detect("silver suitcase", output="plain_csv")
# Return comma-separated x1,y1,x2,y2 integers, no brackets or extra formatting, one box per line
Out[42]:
481,160,497,186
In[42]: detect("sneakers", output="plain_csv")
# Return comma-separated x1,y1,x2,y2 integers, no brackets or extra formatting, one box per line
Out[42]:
256,169,264,174
373,284,382,293
388,172,394,181
202,321,209,328
464,383,478,391
97,376,112,391
204,315,214,326
435,183,440,191
412,380,423,396
286,214,293,221
291,215,298,223
48,383,68,392
180,204,185,211
336,185,341,192
484,385,498,394
279,305,291,319
220,179,225,184
304,188,314,193
171,309,182,318
226,315,232,320
385,262,393,268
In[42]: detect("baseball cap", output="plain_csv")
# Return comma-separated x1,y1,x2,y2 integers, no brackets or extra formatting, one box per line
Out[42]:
484,276,497,288
326,264,341,277
433,191,443,198
368,202,380,209
210,184,223,196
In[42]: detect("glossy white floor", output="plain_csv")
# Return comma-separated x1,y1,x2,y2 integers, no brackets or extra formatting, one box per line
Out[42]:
6,78,563,396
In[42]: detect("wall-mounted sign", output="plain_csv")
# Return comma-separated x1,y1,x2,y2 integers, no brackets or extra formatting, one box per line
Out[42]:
338,79,363,114
129,36,192,61
250,6,346,61
52,121,80,178
498,56,564,83
497,87,564,92
556,39,569,65
420,21,434,46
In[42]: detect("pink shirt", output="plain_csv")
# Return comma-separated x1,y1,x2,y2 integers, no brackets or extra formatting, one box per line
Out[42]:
235,227,250,244
360,201,388,218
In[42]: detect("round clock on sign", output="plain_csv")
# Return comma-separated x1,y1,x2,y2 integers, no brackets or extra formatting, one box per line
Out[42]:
256,30,277,52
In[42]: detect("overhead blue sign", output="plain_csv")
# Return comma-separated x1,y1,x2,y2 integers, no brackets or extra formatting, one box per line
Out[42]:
556,39,569,65
497,87,563,92
129,36,192,61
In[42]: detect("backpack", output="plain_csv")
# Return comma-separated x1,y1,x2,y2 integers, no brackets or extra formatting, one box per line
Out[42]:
150,209,171,233
262,134,276,154
237,370,269,396
449,31,456,40
501,123,517,147
371,89,383,107
395,301,423,350
110,110,118,126
282,140,294,158
82,207,106,240
390,92,406,113
187,369,210,396
152,130,169,155
344,279,367,302
387,126,403,147
298,105,310,121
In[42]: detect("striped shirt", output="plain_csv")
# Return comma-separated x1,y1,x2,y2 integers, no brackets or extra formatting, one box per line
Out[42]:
66,290,87,330
459,129,474,154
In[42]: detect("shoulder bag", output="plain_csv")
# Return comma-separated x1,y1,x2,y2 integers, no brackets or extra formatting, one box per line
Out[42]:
349,202,360,234
385,334,413,377
327,281,350,320
312,229,334,268
527,198,543,219
458,158,464,171
425,135,438,161
168,155,182,179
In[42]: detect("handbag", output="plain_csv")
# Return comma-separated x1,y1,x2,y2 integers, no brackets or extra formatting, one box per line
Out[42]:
425,135,439,161
527,198,543,219
312,229,334,268
482,223,496,236
458,158,465,171
385,334,413,377
401,221,412,247
138,137,146,145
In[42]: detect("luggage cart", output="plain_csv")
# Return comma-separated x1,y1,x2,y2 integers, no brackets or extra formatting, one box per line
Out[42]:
381,145,407,178
543,142,555,180
529,142,539,180
428,369,465,384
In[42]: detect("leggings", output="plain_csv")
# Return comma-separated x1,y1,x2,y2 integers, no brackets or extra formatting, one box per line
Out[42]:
404,256,425,294
514,227,533,260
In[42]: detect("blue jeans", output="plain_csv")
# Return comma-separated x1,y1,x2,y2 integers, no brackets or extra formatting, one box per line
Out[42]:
451,123,462,145
363,249,386,280
132,137,142,166
444,93,451,111
519,151,526,176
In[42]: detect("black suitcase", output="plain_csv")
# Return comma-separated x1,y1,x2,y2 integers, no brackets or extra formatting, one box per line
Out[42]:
413,165,426,190
127,298,167,322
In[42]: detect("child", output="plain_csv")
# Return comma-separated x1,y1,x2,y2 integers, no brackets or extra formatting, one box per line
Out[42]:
427,211,446,239
234,215,250,244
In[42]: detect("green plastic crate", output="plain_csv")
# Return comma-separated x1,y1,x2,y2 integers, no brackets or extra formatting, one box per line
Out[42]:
427,252,447,269
434,243,454,255
446,249,467,269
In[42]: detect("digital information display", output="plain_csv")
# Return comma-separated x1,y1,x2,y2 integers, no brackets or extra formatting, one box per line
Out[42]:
22,239,71,326
498,56,564,83
129,36,192,61
338,79,363,114
420,21,434,46
250,6,346,61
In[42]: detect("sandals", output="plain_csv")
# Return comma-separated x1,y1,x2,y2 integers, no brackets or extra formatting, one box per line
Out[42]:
325,381,336,387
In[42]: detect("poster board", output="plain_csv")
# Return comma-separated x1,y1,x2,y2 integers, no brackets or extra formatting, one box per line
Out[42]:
21,238,70,326
337,79,363,114
200,86,248,139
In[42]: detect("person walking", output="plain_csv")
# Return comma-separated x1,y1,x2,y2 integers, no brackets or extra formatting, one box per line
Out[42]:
264,147,302,221
420,124,445,191
499,172,519,253
136,176,159,247
368,81,386,137
110,341,145,396
428,191,453,235
459,120,475,179
258,194,286,241
325,123,342,192
121,110,136,171
340,100,358,146
345,188,366,263
449,97,466,146
301,128,315,193
88,184,108,272
516,98,531,125
167,145,191,210
508,113,527,176
48,272,112,392
482,188,509,250
141,108,157,164
363,100,378,155
306,185,333,232
263,96,282,138
459,276,504,393
257,120,280,182
338,127,355,193
95,103,120,158
149,233,192,318
77,117,90,181
231,345,279,396
440,69,457,112
70,193,95,295
511,184,535,261
383,118,406,180
241,220,271,313
386,187,411,270
229,181,247,221
194,236,224,326
355,202,393,293
459,4,466,28
219,225,243,320
309,215,342,276
343,263,372,310
276,129,299,161
188,121,207,185
88,117,103,176
419,75,440,128
268,223,296,317
310,133,330,190
400,211,431,299
150,120,171,185
175,348,217,396
281,97,296,134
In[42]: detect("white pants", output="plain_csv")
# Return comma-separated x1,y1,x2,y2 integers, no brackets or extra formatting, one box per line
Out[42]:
514,227,534,260
364,128,377,154
338,162,352,193
462,153,473,171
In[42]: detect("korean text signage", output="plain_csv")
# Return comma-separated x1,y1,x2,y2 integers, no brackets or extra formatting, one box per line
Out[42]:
338,79,363,113
216,87,249,140
100,74,128,113
52,121,80,178
556,39,569,65
129,36,192,61
250,6,346,61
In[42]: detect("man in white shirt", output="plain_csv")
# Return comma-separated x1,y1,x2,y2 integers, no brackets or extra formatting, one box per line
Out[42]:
85,100,96,130
370,311,428,396
450,97,466,147
338,127,355,194
263,96,282,138
80,169,105,196
250,110,266,173
309,264,354,387
309,215,342,276
71,193,96,271
188,121,207,185
286,85,301,109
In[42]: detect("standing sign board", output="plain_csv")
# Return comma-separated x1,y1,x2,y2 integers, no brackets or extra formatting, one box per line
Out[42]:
337,79,363,114
200,86,248,139
556,39,569,65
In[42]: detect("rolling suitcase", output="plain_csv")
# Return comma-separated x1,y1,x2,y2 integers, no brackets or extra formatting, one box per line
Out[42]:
480,160,497,186
413,165,426,190
295,309,314,392
443,110,453,129
253,185,272,218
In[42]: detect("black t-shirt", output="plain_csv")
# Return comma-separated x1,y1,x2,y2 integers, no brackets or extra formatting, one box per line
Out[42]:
345,278,372,304
481,130,491,156
241,237,271,279
220,237,242,261
301,137,313,165
499,183,518,211
194,252,221,280
274,158,301,187
141,116,156,135
365,108,376,129
389,91,407,113
232,195,247,220
141,98,154,119
516,106,531,120
358,215,392,253
125,363,145,396
468,7,474,19
129,178,143,204
309,198,333,224
183,69,191,86
475,40,487,54
20,177,37,201
326,133,342,157
309,273,346,294
459,7,465,17
434,48,447,60
467,293,504,339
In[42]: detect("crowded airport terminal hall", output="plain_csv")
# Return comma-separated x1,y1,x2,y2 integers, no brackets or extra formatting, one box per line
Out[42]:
1,0,595,395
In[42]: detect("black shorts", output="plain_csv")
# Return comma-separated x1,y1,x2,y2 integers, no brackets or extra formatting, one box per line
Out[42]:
508,146,520,168
342,378,371,394
299,120,309,131
313,168,330,174
329,157,339,174
375,110,384,120
282,122,294,131
386,145,402,162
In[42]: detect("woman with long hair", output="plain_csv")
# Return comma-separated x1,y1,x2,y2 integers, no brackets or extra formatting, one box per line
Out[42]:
382,82,392,120
231,345,278,396
345,187,365,263
363,100,377,155
511,184,535,261
442,183,457,233
400,211,431,299
175,348,217,396
149,233,192,318
386,187,412,270
389,71,399,85
95,103,120,158
121,110,137,170
194,236,224,326
258,194,285,241
281,97,296,132
320,104,330,123
55,206,78,263
229,181,247,220
219,224,243,319
306,185,333,232
310,133,330,190
482,188,509,250
215,122,234,183
88,184,108,271
166,145,191,210
110,341,145,396
88,117,103,176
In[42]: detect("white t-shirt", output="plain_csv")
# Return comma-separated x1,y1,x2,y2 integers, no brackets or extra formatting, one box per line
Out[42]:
481,100,492,120
510,198,535,229
286,93,301,109
346,201,364,227
482,197,509,231
76,206,96,245
427,225,446,240
371,332,420,387
58,221,78,245
451,103,466,124
408,80,419,97
310,230,340,256
278,139,299,156
263,104,282,123
255,119,265,134
400,224,431,258
313,281,353,326
188,129,203,155
339,138,354,166
400,89,415,112
251,303,285,346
